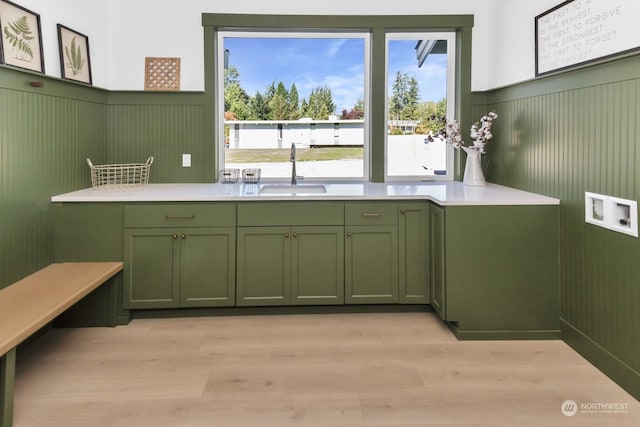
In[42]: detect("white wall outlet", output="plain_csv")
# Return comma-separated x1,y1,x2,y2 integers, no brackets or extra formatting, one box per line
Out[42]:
610,196,638,237
182,154,191,167
585,192,606,225
585,192,638,238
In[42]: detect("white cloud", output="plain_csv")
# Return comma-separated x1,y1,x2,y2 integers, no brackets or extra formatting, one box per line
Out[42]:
324,71,365,112
326,39,347,58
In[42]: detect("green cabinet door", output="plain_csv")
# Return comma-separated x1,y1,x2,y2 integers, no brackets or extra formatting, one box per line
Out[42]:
180,227,236,307
399,203,430,304
429,203,446,319
237,227,291,306
124,228,180,309
125,226,235,309
345,225,398,304
291,226,344,305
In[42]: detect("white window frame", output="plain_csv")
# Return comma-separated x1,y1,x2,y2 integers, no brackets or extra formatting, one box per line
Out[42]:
384,31,456,182
215,30,371,182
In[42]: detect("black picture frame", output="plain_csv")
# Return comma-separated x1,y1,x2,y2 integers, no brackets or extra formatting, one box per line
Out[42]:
0,0,44,73
535,0,640,77
57,24,92,85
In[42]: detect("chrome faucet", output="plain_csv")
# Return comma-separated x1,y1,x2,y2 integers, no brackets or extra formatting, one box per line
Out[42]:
290,143,297,185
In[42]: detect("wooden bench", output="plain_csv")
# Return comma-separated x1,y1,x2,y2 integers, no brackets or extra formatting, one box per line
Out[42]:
0,262,123,427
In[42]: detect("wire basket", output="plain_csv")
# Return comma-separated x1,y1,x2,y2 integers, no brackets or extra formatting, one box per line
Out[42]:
242,168,261,184
220,168,240,183
87,157,153,186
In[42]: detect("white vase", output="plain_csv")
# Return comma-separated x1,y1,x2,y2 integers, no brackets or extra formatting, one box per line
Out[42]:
461,146,486,186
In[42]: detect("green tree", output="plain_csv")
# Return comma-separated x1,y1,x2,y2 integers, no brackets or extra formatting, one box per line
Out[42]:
249,91,270,120
226,83,251,119
302,85,335,120
416,98,447,134
389,71,420,121
288,83,301,119
389,71,408,120
402,76,420,120
300,98,309,117
264,81,276,106
224,66,241,86
269,82,290,120
224,66,251,120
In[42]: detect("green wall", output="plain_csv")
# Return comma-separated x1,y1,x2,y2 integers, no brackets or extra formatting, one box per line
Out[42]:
106,92,210,183
0,69,209,290
477,54,640,399
0,67,107,289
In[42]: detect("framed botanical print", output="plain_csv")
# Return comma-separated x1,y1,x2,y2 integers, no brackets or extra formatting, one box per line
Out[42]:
57,24,92,84
0,0,44,73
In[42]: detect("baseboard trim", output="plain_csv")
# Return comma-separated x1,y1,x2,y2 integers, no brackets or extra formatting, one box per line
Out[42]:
131,304,433,319
561,317,640,402
448,322,561,340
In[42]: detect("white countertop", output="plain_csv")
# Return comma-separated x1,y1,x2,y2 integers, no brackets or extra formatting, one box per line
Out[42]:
51,182,559,206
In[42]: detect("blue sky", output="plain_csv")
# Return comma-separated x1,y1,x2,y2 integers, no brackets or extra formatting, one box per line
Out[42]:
224,37,447,113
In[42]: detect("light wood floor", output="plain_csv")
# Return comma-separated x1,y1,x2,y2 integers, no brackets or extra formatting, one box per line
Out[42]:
13,312,640,426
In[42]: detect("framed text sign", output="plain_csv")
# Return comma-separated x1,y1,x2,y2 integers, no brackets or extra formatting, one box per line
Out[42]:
535,0,640,76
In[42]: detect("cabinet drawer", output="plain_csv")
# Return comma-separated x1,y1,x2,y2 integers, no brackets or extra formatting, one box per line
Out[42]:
345,202,398,225
124,203,236,228
237,202,343,226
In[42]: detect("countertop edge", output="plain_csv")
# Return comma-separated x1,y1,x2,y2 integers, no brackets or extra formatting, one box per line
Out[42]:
50,182,561,206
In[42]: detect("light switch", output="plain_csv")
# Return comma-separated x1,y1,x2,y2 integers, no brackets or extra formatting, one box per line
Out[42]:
182,154,191,167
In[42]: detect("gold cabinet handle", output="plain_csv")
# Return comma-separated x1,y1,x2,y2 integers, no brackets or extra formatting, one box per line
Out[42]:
292,232,298,238
361,213,382,217
181,233,187,239
172,234,178,239
400,209,406,214
285,232,290,238
165,215,196,220
346,231,352,237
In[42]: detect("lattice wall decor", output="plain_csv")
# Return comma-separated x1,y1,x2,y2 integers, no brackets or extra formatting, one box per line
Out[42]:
144,57,181,91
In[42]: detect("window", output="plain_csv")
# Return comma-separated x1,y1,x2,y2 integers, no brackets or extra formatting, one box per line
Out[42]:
204,14,472,182
217,32,369,180
385,32,456,180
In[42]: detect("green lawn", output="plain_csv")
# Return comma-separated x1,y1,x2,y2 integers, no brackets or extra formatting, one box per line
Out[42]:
225,147,363,163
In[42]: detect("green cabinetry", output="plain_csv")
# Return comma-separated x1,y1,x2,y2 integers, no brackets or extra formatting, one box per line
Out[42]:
399,203,430,304
54,197,558,338
124,228,180,308
236,203,344,306
429,203,446,318
236,226,290,306
427,202,560,339
123,204,235,309
53,202,126,325
291,226,344,305
345,202,399,304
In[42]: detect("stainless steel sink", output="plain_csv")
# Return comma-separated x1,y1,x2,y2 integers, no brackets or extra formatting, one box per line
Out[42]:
259,184,327,194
